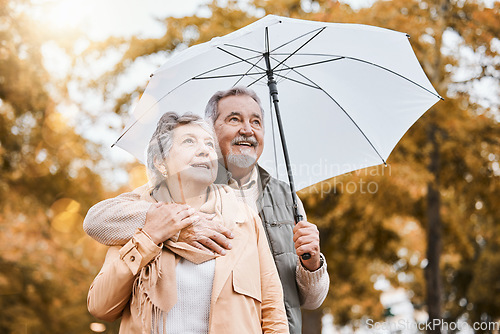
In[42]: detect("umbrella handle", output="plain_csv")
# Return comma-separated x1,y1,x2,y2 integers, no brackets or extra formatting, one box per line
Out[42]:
295,214,312,260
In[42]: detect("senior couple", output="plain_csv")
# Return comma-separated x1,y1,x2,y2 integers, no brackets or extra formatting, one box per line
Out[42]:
85,87,330,333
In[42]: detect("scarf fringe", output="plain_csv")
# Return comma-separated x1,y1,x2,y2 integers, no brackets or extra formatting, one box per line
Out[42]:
132,252,165,334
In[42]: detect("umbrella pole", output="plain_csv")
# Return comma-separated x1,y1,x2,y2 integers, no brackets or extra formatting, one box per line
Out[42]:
264,52,311,260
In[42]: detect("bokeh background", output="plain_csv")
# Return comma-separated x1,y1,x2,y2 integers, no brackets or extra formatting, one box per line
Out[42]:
0,0,498,333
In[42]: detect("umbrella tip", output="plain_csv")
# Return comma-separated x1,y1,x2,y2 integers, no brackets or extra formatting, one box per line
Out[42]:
406,34,411,39
150,73,154,78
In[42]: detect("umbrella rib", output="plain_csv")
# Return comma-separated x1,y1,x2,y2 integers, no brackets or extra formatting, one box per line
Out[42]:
272,71,322,89
272,52,341,56
199,72,341,84
272,52,442,100
344,56,443,100
263,26,328,89
268,54,326,89
271,27,326,73
247,73,269,88
330,93,387,166
269,55,388,165
115,51,265,147
194,63,345,81
321,88,388,165
240,32,292,89
232,54,266,87
326,91,388,165
193,73,264,80
217,46,268,73
223,43,262,54
117,48,268,146
273,57,344,73
192,53,263,79
212,46,270,87
269,27,326,54
271,55,322,88
112,77,196,147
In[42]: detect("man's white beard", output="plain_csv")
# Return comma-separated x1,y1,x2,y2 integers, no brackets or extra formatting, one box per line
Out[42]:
227,153,257,169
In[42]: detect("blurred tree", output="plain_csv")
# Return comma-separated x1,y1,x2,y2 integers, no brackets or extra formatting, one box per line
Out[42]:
0,0,112,333
79,0,257,118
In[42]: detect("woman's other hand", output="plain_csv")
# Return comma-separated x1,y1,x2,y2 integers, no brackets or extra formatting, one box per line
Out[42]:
178,212,234,255
143,202,197,244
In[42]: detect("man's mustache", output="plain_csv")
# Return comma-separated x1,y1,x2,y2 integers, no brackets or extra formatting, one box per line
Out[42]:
230,135,259,147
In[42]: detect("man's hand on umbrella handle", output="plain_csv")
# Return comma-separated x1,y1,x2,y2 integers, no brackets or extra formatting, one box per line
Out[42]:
178,212,234,256
293,220,322,271
143,202,197,245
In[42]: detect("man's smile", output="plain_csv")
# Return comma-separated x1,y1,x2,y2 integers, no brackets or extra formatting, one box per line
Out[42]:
231,136,258,149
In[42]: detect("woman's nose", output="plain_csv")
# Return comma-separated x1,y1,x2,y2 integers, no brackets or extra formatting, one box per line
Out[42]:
196,143,210,156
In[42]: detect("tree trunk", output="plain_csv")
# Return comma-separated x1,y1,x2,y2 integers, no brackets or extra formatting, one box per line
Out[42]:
425,123,442,334
302,309,323,334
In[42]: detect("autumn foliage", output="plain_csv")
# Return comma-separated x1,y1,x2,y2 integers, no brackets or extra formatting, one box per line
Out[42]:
1,0,498,333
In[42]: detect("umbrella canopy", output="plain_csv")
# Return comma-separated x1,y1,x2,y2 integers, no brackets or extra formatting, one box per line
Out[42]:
114,14,441,191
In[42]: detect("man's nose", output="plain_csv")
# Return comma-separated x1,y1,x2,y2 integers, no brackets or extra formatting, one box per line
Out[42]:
239,121,254,136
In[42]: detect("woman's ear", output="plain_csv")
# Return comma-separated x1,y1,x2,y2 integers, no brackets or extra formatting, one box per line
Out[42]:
153,157,168,177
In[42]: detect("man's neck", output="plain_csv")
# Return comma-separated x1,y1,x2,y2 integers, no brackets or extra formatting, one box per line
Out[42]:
227,164,255,186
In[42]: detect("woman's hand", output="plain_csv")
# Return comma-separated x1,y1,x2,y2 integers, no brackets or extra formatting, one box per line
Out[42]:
143,202,197,244
178,212,234,255
142,203,234,255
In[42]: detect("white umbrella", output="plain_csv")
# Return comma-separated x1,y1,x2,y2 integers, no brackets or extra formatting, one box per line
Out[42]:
114,14,442,215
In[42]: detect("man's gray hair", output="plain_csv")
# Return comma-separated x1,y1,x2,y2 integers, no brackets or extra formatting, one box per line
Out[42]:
146,111,215,187
204,86,264,124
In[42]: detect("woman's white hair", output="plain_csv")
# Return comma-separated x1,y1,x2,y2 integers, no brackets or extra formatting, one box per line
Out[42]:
146,112,215,188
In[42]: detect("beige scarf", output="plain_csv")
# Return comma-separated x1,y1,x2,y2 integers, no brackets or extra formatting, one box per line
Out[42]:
133,183,244,333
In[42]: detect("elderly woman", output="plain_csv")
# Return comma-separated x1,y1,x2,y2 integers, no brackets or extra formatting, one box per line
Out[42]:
87,112,288,334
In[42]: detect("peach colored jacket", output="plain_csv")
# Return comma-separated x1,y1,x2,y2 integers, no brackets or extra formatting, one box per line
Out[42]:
87,185,289,334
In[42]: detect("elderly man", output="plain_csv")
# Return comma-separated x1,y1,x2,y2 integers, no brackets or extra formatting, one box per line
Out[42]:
84,87,329,333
